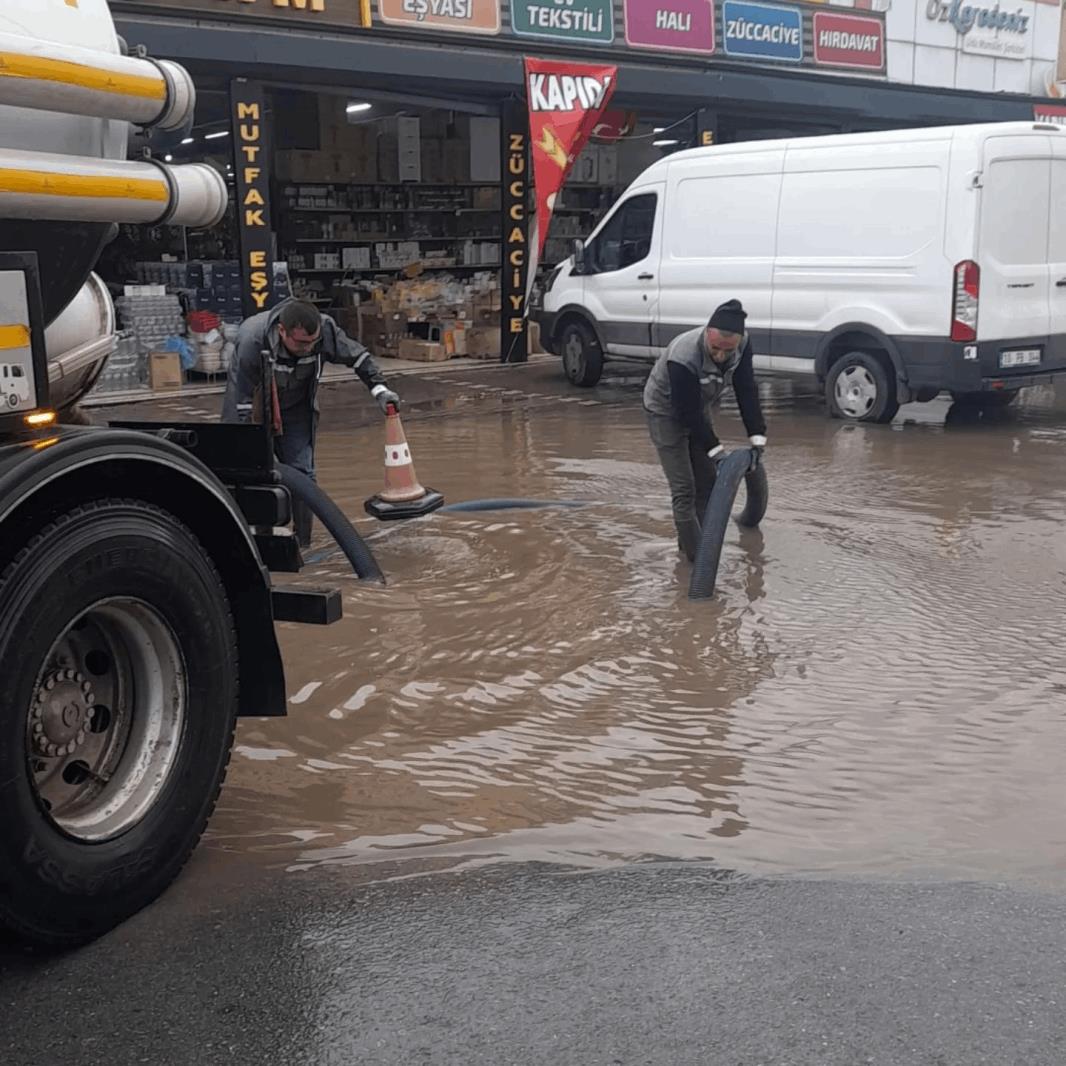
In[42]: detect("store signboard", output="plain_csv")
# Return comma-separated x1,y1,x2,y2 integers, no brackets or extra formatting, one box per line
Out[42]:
379,0,501,34
812,11,884,68
512,0,615,43
625,0,716,53
722,1,803,61
230,80,276,318
501,99,530,364
924,0,1032,61
1035,103,1066,122
111,0,368,29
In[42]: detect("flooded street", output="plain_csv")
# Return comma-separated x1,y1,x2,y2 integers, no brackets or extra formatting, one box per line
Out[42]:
139,361,1066,891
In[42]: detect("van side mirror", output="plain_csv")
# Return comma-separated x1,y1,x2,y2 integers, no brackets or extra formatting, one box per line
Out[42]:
572,239,586,274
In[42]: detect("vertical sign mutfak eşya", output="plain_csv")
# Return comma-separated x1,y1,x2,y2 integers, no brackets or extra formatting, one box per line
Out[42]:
230,80,275,318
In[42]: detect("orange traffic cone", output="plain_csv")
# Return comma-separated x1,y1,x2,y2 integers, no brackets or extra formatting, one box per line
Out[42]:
365,404,444,521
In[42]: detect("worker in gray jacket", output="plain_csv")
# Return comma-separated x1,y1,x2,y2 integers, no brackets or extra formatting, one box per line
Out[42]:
643,299,767,562
222,298,399,544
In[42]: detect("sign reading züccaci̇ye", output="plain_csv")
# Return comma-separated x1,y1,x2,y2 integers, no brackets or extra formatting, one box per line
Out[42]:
722,0,802,61
925,0,1032,60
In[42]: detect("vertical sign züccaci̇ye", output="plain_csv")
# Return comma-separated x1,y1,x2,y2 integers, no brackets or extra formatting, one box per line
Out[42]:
501,99,530,364
231,80,275,319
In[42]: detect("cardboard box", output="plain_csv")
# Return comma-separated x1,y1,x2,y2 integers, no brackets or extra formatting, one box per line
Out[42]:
463,328,497,360
148,351,183,389
399,338,449,363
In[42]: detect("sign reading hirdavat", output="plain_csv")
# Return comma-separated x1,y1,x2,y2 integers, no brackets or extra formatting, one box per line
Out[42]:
925,0,1032,60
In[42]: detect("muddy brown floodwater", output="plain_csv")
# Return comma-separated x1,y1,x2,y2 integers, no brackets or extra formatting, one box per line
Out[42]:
115,364,1066,889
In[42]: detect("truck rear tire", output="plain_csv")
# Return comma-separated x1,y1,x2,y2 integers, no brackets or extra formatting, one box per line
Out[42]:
0,499,238,948
826,351,899,424
560,319,604,387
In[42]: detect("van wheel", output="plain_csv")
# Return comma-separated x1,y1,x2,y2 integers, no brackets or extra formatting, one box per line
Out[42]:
827,352,899,424
560,319,603,387
0,499,238,948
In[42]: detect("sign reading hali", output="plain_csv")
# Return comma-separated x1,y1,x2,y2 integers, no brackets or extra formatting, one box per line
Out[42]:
624,0,716,53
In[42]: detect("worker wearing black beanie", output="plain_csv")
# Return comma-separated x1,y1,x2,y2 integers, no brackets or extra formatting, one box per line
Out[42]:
643,299,767,561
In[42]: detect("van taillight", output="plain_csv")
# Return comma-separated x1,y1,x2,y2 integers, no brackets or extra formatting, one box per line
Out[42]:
951,260,980,342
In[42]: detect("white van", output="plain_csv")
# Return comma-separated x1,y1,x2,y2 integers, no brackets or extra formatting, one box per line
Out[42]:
537,121,1066,422
0,362,30,409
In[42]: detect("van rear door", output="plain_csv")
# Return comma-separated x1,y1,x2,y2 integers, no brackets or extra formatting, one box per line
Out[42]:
977,135,1051,370
1046,136,1066,365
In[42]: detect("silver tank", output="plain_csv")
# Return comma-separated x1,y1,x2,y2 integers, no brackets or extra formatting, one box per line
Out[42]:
0,0,227,410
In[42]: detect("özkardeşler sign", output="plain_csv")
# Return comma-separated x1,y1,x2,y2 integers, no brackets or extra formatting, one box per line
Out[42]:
722,0,803,61
925,0,1031,60
511,0,614,43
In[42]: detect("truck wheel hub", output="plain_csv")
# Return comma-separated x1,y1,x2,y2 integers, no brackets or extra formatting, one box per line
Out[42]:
32,669,96,758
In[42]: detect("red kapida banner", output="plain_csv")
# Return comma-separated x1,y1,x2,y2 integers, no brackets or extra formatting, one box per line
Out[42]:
524,57,617,262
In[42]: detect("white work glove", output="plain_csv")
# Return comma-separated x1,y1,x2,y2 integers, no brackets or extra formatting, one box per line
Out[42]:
749,434,766,463
371,384,401,414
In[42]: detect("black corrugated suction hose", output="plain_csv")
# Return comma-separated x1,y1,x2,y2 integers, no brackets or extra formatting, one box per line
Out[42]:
688,449,768,601
277,463,385,584
440,499,586,513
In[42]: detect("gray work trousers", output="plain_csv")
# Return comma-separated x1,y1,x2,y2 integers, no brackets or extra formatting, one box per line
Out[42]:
646,410,717,563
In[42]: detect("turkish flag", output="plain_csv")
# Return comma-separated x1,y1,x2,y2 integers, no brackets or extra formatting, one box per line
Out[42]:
524,57,617,264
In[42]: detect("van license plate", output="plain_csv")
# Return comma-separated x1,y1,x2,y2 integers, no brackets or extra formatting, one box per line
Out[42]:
999,348,1041,369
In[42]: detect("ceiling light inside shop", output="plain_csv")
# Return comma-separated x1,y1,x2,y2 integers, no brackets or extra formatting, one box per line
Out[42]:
346,102,372,114
653,139,679,147
653,127,666,133
181,137,195,145
205,130,229,140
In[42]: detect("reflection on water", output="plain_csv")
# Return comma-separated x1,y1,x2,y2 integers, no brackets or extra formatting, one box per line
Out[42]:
200,372,1066,889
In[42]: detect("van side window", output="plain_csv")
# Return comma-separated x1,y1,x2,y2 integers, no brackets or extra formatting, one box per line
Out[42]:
588,193,657,274
11,366,23,378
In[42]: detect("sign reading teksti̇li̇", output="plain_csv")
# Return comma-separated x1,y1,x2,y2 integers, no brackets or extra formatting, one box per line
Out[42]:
512,0,615,43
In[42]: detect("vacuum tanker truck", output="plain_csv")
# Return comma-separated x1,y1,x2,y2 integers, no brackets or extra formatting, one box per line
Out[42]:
0,0,339,947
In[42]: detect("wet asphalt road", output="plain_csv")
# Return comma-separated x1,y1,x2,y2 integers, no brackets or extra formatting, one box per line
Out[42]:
5,360,1066,1062
3,861,1066,1065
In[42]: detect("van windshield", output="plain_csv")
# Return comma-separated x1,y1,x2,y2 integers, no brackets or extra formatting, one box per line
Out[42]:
587,193,656,274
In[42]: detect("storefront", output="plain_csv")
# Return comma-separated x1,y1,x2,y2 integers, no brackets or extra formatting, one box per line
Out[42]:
96,0,1060,380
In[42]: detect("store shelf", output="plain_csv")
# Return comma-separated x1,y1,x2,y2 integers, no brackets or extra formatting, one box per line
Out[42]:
284,206,498,215
281,181,499,188
292,262,499,274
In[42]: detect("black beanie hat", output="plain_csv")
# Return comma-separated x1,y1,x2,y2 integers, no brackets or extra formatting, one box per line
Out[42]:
708,299,747,335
